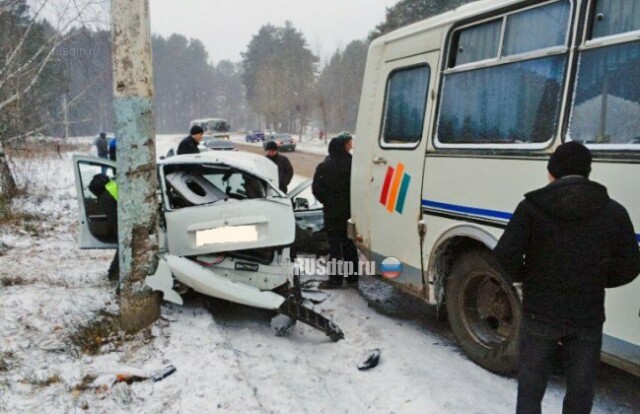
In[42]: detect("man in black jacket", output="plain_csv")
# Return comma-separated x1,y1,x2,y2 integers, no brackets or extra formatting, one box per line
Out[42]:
313,133,359,287
265,140,293,193
177,125,204,155
494,141,640,414
89,173,119,281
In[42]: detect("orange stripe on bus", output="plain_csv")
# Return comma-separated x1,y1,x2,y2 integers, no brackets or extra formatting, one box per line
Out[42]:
386,163,405,212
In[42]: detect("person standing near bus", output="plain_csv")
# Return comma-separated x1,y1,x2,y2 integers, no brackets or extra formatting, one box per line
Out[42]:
493,141,640,414
313,133,359,288
177,125,204,155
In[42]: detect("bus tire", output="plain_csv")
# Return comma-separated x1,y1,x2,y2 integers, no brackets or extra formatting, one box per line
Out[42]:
446,250,521,375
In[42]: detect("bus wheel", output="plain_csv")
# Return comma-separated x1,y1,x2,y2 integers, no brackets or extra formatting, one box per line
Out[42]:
446,250,521,375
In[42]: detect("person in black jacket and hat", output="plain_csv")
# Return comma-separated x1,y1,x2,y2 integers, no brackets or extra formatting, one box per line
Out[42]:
265,140,293,193
313,133,359,288
177,125,204,155
494,141,640,414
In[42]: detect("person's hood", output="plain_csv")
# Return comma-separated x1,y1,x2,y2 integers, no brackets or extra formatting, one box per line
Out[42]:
328,137,347,157
524,176,610,221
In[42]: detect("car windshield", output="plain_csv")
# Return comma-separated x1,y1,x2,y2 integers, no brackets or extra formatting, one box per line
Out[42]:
163,163,280,209
274,134,291,140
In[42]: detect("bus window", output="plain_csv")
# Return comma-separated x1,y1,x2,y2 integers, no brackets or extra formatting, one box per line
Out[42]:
502,1,570,56
437,0,571,146
591,0,640,39
569,44,640,146
454,19,501,67
439,57,565,144
380,65,430,146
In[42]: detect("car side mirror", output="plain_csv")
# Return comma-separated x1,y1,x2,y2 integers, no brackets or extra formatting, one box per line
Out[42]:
294,197,309,211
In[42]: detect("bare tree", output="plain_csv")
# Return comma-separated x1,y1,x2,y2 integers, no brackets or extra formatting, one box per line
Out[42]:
0,0,104,201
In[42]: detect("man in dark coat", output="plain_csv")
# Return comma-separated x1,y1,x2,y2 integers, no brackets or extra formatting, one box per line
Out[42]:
312,133,359,287
177,125,204,155
494,141,640,414
89,174,119,281
265,140,294,193
95,132,108,159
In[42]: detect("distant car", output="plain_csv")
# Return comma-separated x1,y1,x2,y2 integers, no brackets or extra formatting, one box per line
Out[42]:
245,131,265,143
263,133,296,152
204,137,236,151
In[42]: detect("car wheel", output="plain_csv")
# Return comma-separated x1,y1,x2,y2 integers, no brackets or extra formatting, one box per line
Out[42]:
446,250,521,375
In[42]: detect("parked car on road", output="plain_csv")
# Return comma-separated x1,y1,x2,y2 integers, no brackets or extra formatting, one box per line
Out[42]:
263,133,296,151
204,137,236,151
245,131,265,143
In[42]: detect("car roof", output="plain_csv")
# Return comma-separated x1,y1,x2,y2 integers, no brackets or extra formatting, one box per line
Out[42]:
159,151,277,185
191,118,227,124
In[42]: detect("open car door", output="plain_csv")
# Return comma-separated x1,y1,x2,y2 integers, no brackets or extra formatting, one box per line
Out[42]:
288,179,328,256
72,155,117,249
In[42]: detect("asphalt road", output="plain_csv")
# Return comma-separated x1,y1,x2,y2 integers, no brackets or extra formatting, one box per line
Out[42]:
234,143,324,178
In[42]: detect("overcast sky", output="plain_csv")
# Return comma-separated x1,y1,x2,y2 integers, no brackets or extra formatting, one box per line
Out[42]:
149,0,399,64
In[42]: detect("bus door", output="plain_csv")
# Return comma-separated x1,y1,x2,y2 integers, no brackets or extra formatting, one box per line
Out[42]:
369,52,438,292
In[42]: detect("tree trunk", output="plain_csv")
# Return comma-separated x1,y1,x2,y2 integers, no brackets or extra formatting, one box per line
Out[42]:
111,0,160,333
0,140,18,199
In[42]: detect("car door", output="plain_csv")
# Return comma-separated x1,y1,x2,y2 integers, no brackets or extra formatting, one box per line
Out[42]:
288,179,327,255
72,155,117,249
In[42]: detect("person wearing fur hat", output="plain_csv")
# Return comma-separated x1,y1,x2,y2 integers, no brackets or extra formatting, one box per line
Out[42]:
494,141,640,414
265,140,293,193
177,125,204,155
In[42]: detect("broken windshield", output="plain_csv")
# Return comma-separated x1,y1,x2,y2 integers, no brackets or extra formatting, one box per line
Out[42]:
163,164,280,210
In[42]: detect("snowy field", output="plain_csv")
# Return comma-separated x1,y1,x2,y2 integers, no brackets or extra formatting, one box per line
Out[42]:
0,144,638,413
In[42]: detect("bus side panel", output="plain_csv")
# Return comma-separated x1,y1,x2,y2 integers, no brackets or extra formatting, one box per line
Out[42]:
422,155,640,363
592,162,640,351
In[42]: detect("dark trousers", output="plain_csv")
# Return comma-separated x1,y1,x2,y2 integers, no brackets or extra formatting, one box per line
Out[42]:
517,317,602,414
327,232,358,281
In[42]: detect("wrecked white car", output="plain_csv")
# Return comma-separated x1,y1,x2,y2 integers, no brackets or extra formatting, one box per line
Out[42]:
72,152,343,341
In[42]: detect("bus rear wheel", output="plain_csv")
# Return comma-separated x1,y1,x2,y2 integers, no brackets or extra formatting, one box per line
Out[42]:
446,250,521,375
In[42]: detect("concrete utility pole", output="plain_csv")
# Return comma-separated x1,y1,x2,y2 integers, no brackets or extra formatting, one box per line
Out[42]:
111,0,160,332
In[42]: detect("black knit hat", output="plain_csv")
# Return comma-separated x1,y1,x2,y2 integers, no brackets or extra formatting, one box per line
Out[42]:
265,141,278,151
190,125,204,136
547,141,592,179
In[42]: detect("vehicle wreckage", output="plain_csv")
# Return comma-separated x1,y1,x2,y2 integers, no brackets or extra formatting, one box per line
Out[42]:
72,151,343,341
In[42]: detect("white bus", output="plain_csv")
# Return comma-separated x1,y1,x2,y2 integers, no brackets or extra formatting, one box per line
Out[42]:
190,118,231,141
350,0,640,376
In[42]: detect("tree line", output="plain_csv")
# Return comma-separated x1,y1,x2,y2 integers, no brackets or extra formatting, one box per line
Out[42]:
0,0,475,204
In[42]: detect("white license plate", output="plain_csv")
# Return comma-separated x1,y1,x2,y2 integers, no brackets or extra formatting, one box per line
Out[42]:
196,225,258,246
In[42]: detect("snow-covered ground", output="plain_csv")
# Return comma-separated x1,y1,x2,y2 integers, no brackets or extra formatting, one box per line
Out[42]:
1,146,637,413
